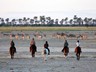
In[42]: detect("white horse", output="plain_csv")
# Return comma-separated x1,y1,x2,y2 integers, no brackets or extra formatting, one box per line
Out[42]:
42,48,48,61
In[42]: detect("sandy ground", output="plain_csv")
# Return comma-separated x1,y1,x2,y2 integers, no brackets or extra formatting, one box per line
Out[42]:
0,31,96,72
0,52,96,72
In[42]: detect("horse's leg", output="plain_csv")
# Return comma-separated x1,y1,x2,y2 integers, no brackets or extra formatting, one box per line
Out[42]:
78,53,80,60
12,52,14,59
76,53,80,60
11,55,13,59
44,54,47,61
64,53,66,58
32,51,35,57
10,49,14,59
76,53,78,60
64,48,68,58
11,53,14,59
48,48,50,55
32,53,35,57
31,52,33,57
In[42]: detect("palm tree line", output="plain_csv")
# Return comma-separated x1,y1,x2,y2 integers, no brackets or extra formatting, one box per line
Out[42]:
0,15,96,26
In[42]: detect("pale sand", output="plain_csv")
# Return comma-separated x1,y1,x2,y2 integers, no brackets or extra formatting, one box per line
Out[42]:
0,51,96,72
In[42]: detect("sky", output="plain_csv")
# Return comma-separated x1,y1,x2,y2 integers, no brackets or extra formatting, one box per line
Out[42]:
0,0,96,19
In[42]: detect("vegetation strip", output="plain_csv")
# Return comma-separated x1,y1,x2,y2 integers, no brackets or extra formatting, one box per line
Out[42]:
0,27,96,32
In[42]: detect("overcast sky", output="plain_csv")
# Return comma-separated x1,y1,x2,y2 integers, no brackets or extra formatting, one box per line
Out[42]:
0,0,96,19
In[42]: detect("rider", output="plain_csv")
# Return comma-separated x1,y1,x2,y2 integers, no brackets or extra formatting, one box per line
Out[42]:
76,40,81,52
76,40,80,47
75,40,82,56
30,38,36,46
44,41,50,55
10,40,15,47
10,40,16,54
30,38,37,55
62,40,69,52
64,40,69,48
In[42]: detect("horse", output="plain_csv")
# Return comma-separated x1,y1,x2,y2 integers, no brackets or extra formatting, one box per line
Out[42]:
75,46,82,60
62,46,69,58
42,48,48,61
30,44,37,57
9,46,16,59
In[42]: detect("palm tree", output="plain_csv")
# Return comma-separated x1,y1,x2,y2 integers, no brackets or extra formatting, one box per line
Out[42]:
69,19,73,26
64,17,68,25
50,19,54,25
73,15,78,25
55,19,59,25
84,17,89,27
5,18,9,25
88,18,93,26
11,19,16,26
84,17,88,25
18,18,23,25
60,19,64,25
30,19,34,25
77,17,83,26
40,16,45,24
34,16,38,24
0,17,2,24
23,17,27,25
46,17,51,25
1,18,5,26
93,19,96,26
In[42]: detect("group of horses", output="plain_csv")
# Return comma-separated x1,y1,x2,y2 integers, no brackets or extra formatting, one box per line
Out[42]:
9,41,81,61
62,46,82,60
9,42,37,59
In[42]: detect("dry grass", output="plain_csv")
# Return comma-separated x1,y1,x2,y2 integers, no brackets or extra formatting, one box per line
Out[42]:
0,26,96,32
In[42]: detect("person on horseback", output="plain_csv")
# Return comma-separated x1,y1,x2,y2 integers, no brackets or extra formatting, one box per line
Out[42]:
62,40,69,52
42,41,49,61
62,40,69,57
64,40,69,48
75,40,82,60
9,40,16,59
30,38,37,57
10,40,15,47
76,40,80,47
30,38,36,46
44,41,50,55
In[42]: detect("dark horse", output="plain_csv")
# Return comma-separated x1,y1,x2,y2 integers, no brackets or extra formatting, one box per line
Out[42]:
75,46,82,60
9,41,16,59
62,46,69,58
30,44,37,57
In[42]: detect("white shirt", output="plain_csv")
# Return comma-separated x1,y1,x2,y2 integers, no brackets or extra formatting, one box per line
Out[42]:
76,42,80,47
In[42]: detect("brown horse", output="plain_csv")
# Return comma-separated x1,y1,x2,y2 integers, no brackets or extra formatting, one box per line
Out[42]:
75,46,82,60
62,46,69,58
30,44,37,57
9,46,16,59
